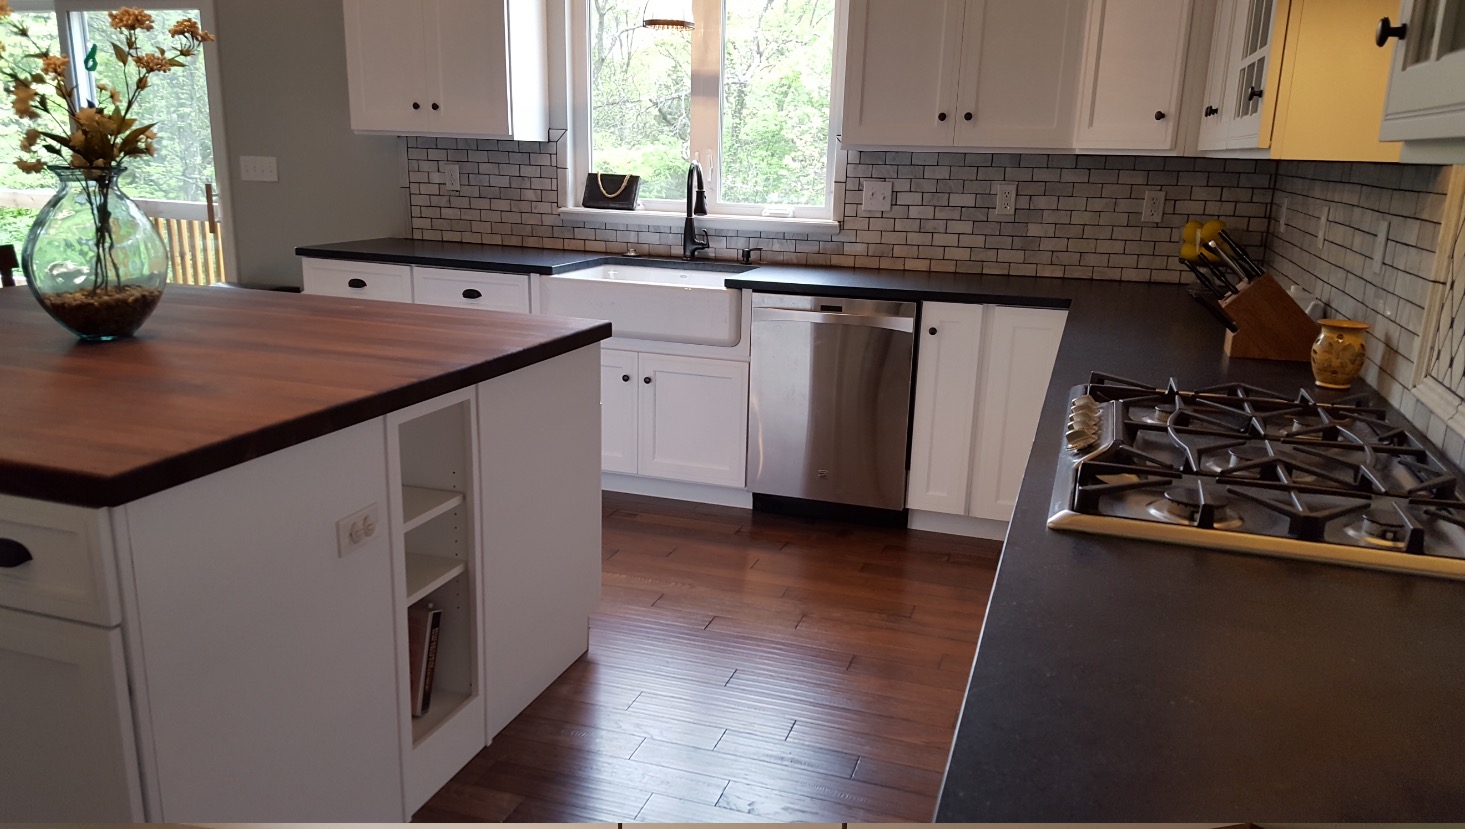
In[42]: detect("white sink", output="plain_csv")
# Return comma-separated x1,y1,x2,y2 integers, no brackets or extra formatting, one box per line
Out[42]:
538,261,749,346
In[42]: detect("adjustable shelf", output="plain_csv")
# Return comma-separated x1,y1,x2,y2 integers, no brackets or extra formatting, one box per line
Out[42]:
404,553,467,607
401,486,464,533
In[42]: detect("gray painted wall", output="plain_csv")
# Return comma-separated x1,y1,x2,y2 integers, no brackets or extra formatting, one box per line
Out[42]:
214,0,406,287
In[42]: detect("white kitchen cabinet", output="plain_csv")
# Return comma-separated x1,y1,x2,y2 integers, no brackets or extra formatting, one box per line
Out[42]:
1380,0,1465,141
1221,0,1278,146
0,606,141,821
301,258,414,303
412,267,531,313
1197,0,1236,150
600,349,640,475
842,0,1086,148
968,306,1069,521
908,303,1067,524
1075,0,1195,150
907,303,985,515
343,0,548,139
637,353,750,488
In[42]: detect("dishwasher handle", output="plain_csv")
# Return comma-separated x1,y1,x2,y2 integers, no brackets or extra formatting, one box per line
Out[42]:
751,306,915,332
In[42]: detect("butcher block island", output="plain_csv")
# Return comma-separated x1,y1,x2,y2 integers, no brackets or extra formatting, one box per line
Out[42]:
0,285,608,821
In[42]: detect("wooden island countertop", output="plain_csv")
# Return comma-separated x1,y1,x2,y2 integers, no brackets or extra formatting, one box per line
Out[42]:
0,285,610,508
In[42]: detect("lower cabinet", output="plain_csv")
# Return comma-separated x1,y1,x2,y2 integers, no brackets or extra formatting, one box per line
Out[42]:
300,258,529,313
601,349,750,488
909,302,1068,522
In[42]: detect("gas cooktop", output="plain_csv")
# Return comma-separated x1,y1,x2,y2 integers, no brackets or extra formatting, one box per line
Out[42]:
1046,373,1465,580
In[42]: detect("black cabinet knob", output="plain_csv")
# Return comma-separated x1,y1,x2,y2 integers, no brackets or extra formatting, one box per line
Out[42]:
621,374,630,382
1154,110,1166,120
963,112,972,121
1247,86,1264,102
412,102,421,110
431,103,440,111
462,288,482,299
1376,16,1407,47
929,327,938,336
347,278,367,289
1204,105,1219,117
938,112,947,122
643,377,652,384
0,538,32,568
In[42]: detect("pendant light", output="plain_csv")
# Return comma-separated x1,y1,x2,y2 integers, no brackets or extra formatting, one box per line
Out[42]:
642,0,694,30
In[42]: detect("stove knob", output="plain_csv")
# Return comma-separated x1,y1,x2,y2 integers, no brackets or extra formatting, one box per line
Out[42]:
1065,428,1098,453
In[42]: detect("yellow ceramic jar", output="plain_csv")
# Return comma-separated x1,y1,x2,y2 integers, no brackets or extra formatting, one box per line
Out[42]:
1310,319,1370,389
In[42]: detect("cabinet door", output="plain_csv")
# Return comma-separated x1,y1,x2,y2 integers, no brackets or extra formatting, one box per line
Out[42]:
600,349,639,475
1221,0,1280,146
1197,0,1237,150
638,354,750,487
1380,0,1465,140
955,0,1087,148
0,608,142,821
841,0,965,145
427,0,511,136
343,0,431,133
969,307,1068,522
907,302,984,516
1075,0,1193,150
123,419,403,820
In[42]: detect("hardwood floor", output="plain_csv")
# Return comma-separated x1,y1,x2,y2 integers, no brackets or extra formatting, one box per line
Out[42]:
414,492,1001,823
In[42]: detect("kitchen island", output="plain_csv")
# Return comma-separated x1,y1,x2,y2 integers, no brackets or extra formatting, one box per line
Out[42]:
0,285,608,821
297,238,1465,821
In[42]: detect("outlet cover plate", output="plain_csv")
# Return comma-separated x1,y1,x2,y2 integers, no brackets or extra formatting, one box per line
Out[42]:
444,164,461,192
336,502,380,558
1142,190,1165,223
993,182,1017,218
861,180,891,212
239,155,278,183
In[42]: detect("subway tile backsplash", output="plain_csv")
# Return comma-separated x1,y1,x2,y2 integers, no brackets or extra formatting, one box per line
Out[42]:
406,137,1274,283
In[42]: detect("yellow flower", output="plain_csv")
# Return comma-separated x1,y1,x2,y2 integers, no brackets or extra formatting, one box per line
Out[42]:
107,7,154,31
11,83,38,119
133,52,169,73
40,54,67,77
167,17,212,42
15,158,43,174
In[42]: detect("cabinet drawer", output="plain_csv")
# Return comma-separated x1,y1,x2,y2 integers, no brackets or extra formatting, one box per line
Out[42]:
0,495,120,627
412,267,530,313
301,258,413,303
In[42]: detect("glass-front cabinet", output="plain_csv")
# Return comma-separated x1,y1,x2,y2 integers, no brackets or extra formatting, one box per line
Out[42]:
1380,0,1465,140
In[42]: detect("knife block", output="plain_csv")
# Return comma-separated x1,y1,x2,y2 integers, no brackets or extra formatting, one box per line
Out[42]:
1219,273,1320,362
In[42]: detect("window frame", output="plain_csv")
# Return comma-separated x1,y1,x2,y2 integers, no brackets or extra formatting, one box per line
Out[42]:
569,0,845,222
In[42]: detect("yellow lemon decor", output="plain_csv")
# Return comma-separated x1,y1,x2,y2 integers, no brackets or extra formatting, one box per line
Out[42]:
1310,319,1371,389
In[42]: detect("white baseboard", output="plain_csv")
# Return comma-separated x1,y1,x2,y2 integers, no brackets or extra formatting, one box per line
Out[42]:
908,509,1009,542
601,472,753,509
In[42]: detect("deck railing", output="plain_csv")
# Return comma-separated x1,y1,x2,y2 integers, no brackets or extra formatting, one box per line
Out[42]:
0,188,226,286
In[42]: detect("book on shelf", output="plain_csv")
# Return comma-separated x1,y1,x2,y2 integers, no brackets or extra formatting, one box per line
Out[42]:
407,602,443,718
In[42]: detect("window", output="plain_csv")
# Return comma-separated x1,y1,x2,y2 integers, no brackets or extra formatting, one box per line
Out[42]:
579,0,838,219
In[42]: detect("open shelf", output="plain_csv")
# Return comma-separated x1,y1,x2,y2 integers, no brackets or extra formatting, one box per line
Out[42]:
401,486,464,533
404,554,467,607
410,689,473,747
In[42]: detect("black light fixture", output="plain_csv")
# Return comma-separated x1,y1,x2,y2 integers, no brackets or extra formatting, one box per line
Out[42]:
643,0,694,30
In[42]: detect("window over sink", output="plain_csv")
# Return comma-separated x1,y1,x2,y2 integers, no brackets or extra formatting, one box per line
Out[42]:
572,0,839,220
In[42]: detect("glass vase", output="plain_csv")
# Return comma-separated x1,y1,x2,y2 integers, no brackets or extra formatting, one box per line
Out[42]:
22,166,169,341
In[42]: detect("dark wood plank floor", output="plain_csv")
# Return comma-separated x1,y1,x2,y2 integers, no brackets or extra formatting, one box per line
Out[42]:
414,492,1001,823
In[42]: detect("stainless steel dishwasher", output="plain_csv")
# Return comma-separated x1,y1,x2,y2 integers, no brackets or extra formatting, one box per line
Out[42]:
747,293,917,514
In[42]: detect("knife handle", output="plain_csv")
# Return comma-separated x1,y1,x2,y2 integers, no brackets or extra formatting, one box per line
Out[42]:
1187,285,1240,333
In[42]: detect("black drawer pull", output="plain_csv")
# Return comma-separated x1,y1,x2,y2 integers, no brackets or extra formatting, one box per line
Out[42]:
462,288,482,300
643,377,652,384
1204,105,1219,117
929,327,938,336
937,112,947,121
621,374,631,382
431,103,440,111
412,102,421,110
0,538,32,568
1376,16,1407,47
347,278,367,289
1154,110,1166,120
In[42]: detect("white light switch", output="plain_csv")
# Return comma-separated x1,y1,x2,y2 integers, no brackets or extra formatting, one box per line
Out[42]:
861,180,891,212
239,155,278,182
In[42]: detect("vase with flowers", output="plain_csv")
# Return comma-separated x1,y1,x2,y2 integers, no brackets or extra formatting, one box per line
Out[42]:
0,4,213,340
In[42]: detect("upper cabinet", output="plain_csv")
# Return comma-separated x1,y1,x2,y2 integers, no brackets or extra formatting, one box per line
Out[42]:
1380,0,1465,142
1074,0,1195,151
842,0,1086,148
343,0,548,139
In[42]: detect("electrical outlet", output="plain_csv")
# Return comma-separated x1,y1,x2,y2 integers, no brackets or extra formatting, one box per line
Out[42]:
444,164,461,192
861,180,892,212
239,155,278,183
1372,219,1390,275
993,182,1017,218
1141,190,1165,223
336,503,380,558
1278,196,1289,232
1317,204,1329,251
